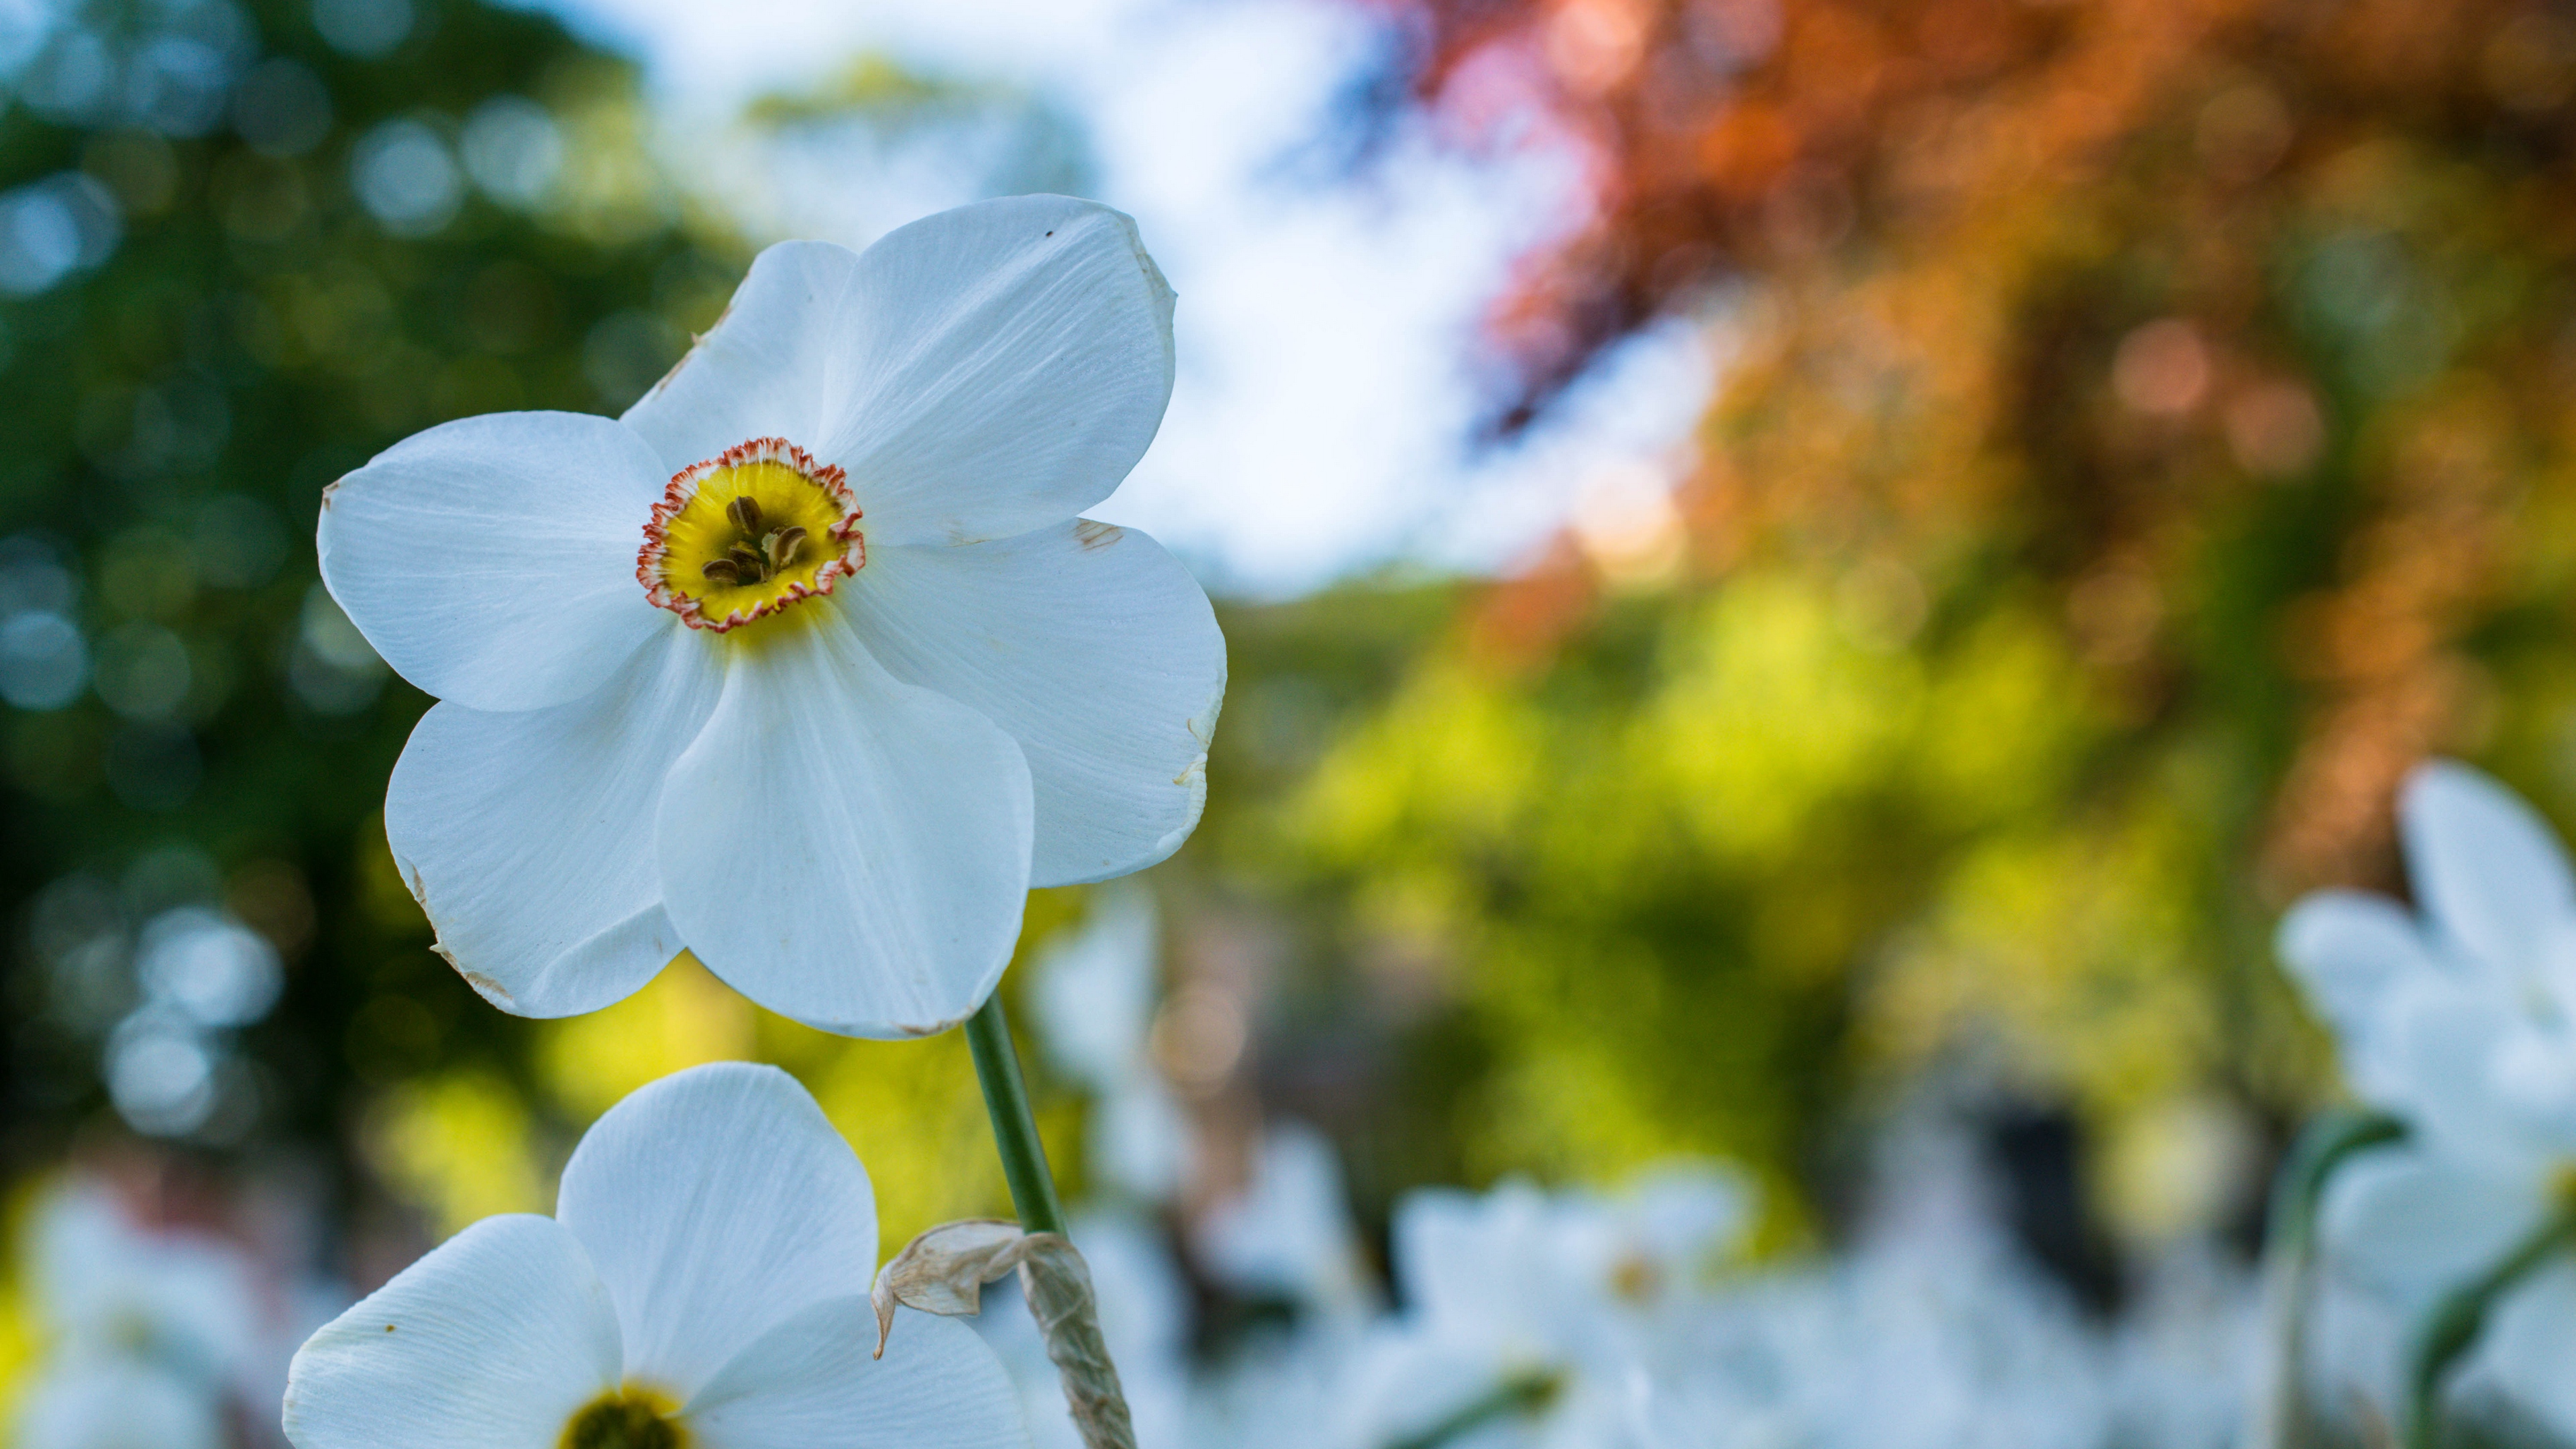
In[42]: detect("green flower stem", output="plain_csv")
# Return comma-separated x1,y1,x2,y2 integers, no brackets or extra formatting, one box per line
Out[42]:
2406,1202,2576,1449
969,992,1138,1449
1383,1371,1562,1449
2257,1110,2406,1449
966,992,1067,1236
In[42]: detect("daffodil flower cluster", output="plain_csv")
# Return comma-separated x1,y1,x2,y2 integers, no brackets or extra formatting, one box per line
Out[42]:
992,898,2255,1449
961,1112,2255,1449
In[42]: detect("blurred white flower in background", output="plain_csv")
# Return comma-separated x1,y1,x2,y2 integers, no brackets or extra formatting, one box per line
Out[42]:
285,1062,1029,1449
28,1183,260,1387
1197,1122,1379,1328
15,1357,225,1449
1621,1120,2254,1449
1033,885,1191,1202
1344,1167,1752,1449
997,925,2265,1449
9,1179,307,1449
2279,759,2576,1438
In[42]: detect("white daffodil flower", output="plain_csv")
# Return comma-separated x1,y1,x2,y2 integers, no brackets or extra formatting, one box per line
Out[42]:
319,194,1226,1037
1344,1169,1749,1449
2278,760,2576,1436
28,1181,262,1390
283,1061,1030,1449
1197,1122,1379,1328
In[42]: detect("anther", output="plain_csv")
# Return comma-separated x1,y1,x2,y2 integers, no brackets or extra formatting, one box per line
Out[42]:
699,558,743,586
724,542,769,581
765,526,807,574
725,495,763,534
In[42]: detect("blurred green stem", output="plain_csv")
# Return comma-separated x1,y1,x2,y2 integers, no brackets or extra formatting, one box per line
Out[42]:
2259,1109,2406,1449
2406,1203,2576,1449
1383,1371,1563,1449
966,993,1067,1236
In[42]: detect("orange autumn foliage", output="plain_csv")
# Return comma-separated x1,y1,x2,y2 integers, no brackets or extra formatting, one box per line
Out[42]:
1364,0,2576,899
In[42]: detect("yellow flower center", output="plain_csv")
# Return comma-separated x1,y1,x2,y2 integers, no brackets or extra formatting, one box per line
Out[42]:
638,437,863,632
560,1387,686,1449
1607,1250,1658,1303
2552,1160,2576,1211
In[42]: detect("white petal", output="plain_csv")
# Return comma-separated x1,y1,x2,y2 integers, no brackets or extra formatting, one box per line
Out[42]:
1623,1162,1753,1267
816,197,1175,547
2277,890,2434,1032
2379,974,2571,1167
847,521,1222,885
282,1215,620,1449
385,627,719,1016
2475,1258,2576,1444
2318,1148,2548,1312
1391,1184,1556,1339
554,1063,878,1401
2277,890,2437,1098
655,612,1033,1036
317,412,670,712
621,241,858,476
686,1301,1030,1449
2402,759,2576,977
1339,1328,1525,1449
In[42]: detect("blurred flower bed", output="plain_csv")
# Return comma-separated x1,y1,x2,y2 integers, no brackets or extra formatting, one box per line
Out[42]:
5,0,2576,1443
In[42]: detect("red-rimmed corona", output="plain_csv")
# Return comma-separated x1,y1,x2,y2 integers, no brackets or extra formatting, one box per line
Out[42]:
638,437,865,632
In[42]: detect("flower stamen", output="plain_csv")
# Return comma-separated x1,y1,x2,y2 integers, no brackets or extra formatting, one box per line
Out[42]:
560,1388,687,1449
639,437,863,632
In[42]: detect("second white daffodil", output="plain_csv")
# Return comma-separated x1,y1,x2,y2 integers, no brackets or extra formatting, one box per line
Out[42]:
319,195,1225,1037
284,1063,1030,1449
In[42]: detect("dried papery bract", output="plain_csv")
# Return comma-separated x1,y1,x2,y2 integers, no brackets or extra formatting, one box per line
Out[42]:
870,1220,1028,1344
871,1220,1136,1449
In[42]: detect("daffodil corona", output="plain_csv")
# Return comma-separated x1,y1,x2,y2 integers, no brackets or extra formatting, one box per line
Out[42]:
282,1063,1031,1449
317,195,1225,1037
639,438,865,633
